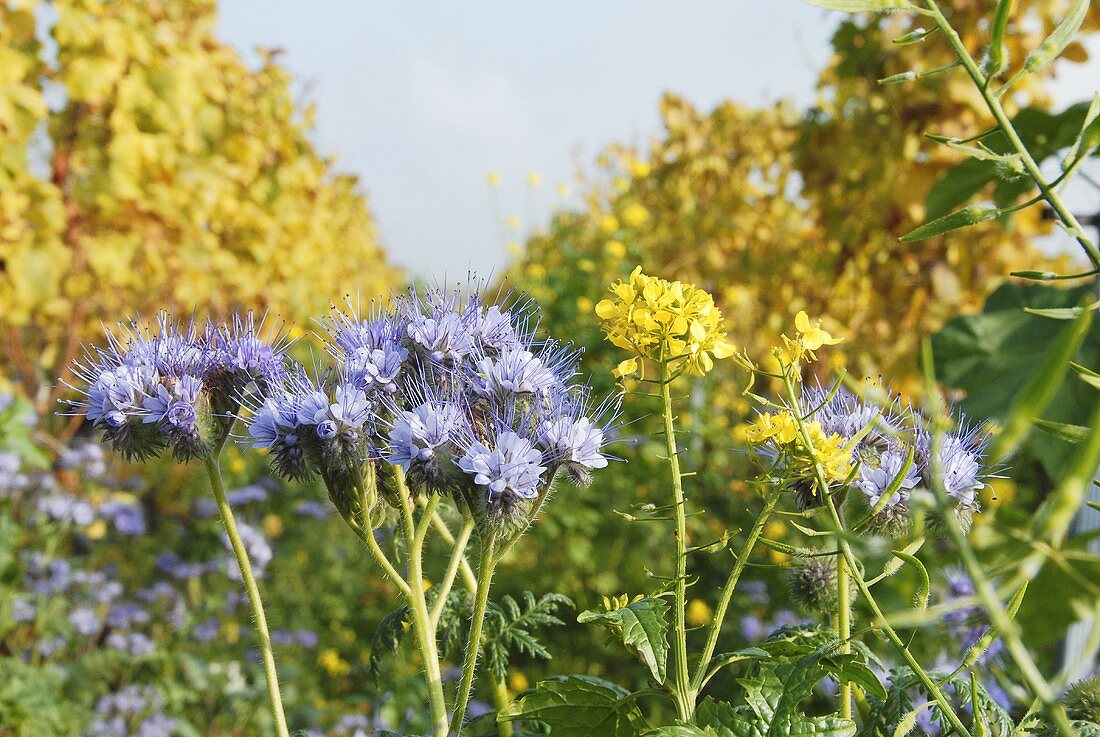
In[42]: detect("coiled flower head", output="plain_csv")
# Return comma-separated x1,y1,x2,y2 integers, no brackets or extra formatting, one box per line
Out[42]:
250,279,617,534
787,557,840,615
595,267,734,377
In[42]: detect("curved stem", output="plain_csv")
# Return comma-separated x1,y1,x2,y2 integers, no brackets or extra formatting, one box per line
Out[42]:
451,534,499,737
431,510,479,594
351,462,411,597
203,454,290,737
922,0,1100,270
659,359,696,721
692,489,780,691
780,374,971,737
432,516,476,627
397,477,448,737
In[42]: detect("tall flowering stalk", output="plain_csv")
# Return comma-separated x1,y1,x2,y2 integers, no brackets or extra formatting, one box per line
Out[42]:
66,313,292,737
742,314,998,736
595,267,735,721
246,282,616,737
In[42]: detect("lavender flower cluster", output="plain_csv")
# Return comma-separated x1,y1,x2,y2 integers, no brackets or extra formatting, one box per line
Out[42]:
246,283,616,527
69,313,287,462
803,384,989,534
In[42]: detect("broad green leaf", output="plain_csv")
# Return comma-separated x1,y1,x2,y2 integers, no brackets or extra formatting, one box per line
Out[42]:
990,302,1093,461
982,0,1013,77
898,206,996,242
821,653,888,699
1034,419,1092,443
644,727,720,737
578,597,669,683
804,0,910,10
1022,0,1089,74
697,698,760,737
931,283,1100,480
497,675,649,737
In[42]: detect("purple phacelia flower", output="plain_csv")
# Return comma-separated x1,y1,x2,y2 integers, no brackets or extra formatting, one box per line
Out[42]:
473,348,559,397
458,431,546,503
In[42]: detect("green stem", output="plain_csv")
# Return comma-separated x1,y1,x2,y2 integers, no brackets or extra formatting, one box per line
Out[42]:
451,534,499,737
836,546,852,720
490,676,515,737
432,516,476,627
352,462,411,597
397,479,448,737
692,489,780,691
203,454,290,737
923,0,1100,270
431,510,479,594
659,360,696,721
781,374,972,737
924,415,1076,737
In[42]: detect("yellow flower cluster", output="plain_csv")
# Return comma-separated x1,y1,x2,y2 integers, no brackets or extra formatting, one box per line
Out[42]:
595,267,735,377
743,410,852,483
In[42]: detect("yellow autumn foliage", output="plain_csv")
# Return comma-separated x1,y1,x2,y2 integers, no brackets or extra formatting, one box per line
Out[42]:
508,4,1094,395
0,0,401,409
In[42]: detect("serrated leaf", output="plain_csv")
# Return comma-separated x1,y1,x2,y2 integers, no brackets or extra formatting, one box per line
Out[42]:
804,0,911,11
578,597,669,683
899,206,996,242
369,605,409,680
497,675,649,737
1023,0,1089,74
697,698,760,737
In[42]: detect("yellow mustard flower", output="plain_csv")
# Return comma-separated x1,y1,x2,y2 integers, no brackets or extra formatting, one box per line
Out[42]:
804,421,852,482
486,171,501,187
594,267,735,377
319,648,351,677
505,215,521,230
630,159,652,178
509,671,530,693
526,172,542,187
621,202,650,229
605,239,627,258
744,411,799,445
782,310,843,364
556,183,571,197
599,214,620,234
686,598,713,627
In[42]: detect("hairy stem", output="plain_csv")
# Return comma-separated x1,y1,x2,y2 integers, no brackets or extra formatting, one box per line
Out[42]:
836,545,852,720
692,488,780,691
432,516,476,627
430,509,479,594
396,477,448,737
659,359,696,721
451,534,499,737
203,454,290,737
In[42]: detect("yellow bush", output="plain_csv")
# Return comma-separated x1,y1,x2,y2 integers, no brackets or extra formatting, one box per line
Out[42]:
0,0,401,410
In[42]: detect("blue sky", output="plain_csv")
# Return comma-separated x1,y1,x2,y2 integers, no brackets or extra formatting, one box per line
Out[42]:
216,2,1100,278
